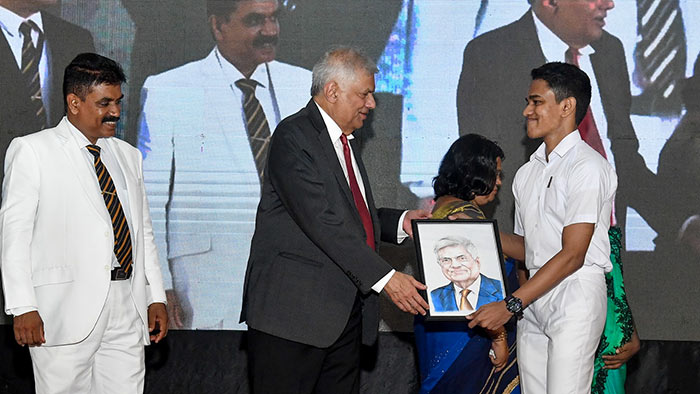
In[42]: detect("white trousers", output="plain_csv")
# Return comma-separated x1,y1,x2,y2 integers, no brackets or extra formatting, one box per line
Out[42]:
517,266,606,394
29,280,145,394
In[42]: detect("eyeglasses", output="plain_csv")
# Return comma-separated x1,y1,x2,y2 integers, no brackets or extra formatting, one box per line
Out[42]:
437,255,474,267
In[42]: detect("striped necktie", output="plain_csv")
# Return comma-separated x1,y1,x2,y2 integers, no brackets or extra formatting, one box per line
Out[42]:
633,0,686,116
86,145,133,279
19,20,46,131
235,78,271,181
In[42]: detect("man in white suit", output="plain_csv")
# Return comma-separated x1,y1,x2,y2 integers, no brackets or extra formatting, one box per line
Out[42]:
137,0,311,329
1,53,167,394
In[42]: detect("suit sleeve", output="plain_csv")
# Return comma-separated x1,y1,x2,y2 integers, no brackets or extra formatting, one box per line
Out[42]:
267,125,393,294
136,150,166,305
378,207,405,244
0,138,41,314
137,80,174,289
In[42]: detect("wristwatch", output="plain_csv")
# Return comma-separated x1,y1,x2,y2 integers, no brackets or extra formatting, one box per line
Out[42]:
504,295,524,320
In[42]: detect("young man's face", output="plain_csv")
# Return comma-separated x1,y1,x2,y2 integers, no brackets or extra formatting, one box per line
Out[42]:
523,79,569,140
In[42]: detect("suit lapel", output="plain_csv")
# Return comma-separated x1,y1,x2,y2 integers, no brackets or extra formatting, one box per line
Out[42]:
55,119,112,227
476,275,500,309
307,101,360,218
0,32,29,115
442,287,458,310
589,41,616,135
202,49,242,150
521,11,547,66
104,138,141,238
349,136,380,232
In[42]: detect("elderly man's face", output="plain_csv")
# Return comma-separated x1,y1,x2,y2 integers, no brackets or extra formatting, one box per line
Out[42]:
553,0,615,47
437,245,480,287
215,0,280,70
333,71,376,135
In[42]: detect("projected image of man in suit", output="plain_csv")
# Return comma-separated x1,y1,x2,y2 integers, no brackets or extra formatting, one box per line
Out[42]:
138,0,311,330
0,0,94,187
430,236,503,313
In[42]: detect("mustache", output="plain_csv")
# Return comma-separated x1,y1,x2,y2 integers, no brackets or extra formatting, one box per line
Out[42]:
102,116,120,123
252,34,278,48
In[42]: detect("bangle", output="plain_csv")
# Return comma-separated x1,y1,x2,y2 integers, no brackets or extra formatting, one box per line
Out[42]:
491,329,507,342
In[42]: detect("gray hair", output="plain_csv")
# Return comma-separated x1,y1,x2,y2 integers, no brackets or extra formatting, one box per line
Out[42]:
310,46,378,97
433,236,479,262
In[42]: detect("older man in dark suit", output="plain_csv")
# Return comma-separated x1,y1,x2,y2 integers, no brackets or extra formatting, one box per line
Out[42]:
456,0,659,237
241,47,430,394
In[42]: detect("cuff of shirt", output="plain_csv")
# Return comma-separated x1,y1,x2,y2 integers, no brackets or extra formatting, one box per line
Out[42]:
10,306,38,317
372,269,395,293
396,210,409,244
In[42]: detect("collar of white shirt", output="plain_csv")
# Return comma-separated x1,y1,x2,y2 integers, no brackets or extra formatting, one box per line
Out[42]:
64,117,114,155
0,5,43,41
314,100,355,145
215,46,269,89
532,130,583,164
452,274,482,306
531,9,595,61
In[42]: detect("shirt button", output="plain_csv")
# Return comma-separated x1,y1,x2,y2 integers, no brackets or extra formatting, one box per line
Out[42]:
104,265,110,271
104,231,110,237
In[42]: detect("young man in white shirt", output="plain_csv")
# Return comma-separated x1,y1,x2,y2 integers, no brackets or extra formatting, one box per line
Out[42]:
467,62,617,394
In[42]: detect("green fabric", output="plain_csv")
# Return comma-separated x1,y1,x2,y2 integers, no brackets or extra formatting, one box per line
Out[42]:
591,226,634,394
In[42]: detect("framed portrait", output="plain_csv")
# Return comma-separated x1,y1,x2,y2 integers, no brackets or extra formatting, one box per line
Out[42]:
412,219,510,321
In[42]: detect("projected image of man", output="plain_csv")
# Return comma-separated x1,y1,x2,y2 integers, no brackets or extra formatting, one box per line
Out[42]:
457,0,657,239
430,236,503,313
0,0,94,187
137,0,311,329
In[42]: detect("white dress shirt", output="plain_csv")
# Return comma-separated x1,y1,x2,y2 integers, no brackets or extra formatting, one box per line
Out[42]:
315,102,408,292
0,5,51,117
452,275,481,311
513,132,617,273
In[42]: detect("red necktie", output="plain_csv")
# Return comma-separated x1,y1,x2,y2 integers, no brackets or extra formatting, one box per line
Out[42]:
565,48,607,159
340,134,375,250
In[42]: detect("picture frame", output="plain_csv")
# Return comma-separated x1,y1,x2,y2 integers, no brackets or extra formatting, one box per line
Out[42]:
412,219,510,321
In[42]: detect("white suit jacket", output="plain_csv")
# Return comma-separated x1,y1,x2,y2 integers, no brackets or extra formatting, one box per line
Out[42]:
0,118,166,346
137,49,311,328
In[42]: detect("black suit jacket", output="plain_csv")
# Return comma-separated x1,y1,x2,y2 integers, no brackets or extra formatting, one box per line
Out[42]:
0,11,94,185
457,10,657,234
241,100,404,348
